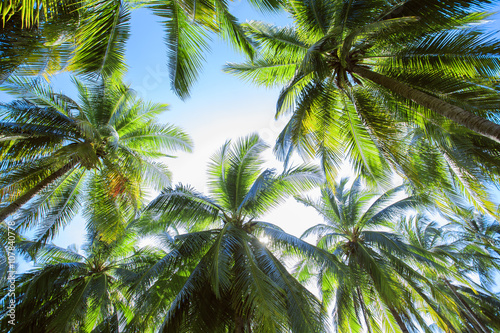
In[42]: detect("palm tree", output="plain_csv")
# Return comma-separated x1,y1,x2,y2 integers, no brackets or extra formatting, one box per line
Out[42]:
295,178,461,332
0,228,152,332
0,75,193,242
127,134,334,332
0,0,284,98
445,206,500,262
398,214,500,332
225,0,500,213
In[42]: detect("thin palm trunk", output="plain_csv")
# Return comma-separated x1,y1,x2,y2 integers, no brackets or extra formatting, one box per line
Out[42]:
389,307,410,333
234,314,245,333
351,66,500,144
0,159,78,222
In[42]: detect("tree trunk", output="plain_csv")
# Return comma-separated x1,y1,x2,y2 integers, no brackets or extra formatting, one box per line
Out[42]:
388,307,410,333
351,66,500,144
0,160,78,222
233,314,245,333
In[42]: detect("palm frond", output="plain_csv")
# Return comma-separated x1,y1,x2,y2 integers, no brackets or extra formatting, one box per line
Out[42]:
150,0,209,99
145,183,222,229
70,0,130,78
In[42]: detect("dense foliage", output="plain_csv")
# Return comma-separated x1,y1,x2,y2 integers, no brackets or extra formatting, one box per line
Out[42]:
226,0,500,215
0,76,193,240
0,0,499,332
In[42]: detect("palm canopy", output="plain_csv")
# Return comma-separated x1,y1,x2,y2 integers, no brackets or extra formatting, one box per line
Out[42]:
0,0,76,28
0,3,80,84
441,207,500,288
0,0,283,98
225,0,500,215
0,228,152,332
0,75,193,242
397,214,500,332
295,178,471,332
128,134,337,332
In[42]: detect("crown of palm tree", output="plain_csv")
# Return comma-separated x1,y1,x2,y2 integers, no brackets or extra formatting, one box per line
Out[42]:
0,75,193,243
397,214,500,332
440,207,500,288
225,0,500,216
126,134,338,332
295,178,467,332
295,178,500,332
0,0,81,84
0,226,153,332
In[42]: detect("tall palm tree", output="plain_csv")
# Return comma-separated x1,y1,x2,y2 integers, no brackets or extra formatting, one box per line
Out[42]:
127,134,334,332
225,0,500,213
398,214,500,332
0,75,193,242
0,0,283,97
445,206,500,262
0,228,153,332
295,178,462,332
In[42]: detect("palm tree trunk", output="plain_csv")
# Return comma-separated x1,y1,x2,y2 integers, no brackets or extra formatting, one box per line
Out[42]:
351,66,500,144
0,160,78,222
388,307,410,333
234,314,245,333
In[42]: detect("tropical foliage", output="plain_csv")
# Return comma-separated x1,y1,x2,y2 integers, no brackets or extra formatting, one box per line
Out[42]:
295,178,500,332
225,0,500,215
0,0,83,82
4,171,499,332
295,179,429,332
398,213,500,332
127,134,331,332
0,75,192,242
0,228,149,332
1,0,500,332
0,0,284,97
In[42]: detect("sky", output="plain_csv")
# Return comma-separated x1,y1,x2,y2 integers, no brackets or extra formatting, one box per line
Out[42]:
3,1,500,281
